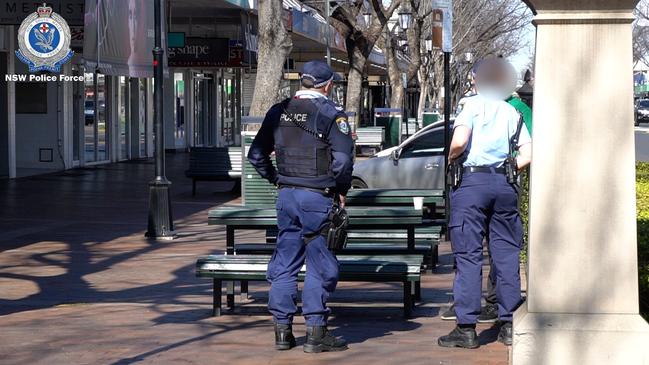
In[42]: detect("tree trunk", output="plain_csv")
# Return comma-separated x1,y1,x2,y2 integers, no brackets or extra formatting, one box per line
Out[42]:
345,46,367,116
249,0,292,117
417,74,429,121
386,40,403,111
333,0,402,116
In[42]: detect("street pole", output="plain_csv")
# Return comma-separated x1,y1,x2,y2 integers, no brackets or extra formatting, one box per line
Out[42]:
146,0,174,240
325,0,331,66
443,50,451,239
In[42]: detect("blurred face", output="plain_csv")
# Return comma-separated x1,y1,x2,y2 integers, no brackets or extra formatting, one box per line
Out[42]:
475,59,518,101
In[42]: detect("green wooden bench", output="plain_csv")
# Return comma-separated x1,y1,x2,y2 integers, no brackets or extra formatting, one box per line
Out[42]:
196,254,423,317
208,206,425,307
347,227,441,269
260,227,441,269
185,147,242,196
346,189,443,213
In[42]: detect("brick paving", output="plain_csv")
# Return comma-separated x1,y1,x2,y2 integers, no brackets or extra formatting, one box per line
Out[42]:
0,155,508,365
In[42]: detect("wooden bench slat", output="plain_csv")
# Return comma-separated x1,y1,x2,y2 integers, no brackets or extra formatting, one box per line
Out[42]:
186,147,242,196
197,254,422,317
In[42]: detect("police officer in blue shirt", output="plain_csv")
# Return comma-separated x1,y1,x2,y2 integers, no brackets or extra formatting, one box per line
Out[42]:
248,60,354,353
438,58,532,349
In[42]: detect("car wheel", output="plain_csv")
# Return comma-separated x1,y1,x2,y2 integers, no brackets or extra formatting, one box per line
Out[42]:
636,120,640,127
351,178,368,189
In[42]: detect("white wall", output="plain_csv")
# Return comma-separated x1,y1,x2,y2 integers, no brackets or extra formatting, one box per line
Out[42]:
14,60,65,171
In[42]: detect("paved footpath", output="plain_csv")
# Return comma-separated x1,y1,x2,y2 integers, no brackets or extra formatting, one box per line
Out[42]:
0,155,508,365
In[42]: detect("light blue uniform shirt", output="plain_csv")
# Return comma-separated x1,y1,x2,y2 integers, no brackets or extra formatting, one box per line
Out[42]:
454,95,532,168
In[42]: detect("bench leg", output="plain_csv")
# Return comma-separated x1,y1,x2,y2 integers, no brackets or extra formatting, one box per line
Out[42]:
227,281,235,309
240,280,249,300
432,244,439,269
192,179,197,197
404,281,413,318
414,281,421,302
213,279,222,316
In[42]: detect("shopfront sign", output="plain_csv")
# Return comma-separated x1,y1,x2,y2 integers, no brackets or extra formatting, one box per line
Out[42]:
168,38,245,68
1,0,84,25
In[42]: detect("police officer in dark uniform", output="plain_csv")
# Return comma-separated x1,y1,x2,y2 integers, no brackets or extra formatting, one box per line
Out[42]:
247,60,354,353
438,58,532,349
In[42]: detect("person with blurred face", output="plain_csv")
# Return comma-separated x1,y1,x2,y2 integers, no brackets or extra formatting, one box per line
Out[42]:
438,58,532,349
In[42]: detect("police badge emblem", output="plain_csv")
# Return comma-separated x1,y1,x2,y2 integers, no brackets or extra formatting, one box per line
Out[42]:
15,3,74,73
336,117,350,135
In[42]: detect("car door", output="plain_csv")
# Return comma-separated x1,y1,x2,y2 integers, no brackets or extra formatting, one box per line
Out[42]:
392,128,446,189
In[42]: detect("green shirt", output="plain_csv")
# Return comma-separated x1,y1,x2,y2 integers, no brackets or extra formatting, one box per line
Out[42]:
506,96,533,136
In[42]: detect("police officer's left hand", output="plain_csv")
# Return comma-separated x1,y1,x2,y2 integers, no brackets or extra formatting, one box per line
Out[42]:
338,194,346,209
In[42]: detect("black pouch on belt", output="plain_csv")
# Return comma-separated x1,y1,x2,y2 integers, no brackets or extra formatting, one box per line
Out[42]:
325,203,349,252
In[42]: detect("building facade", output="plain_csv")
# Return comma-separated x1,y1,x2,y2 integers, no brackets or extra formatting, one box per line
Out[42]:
1,0,388,179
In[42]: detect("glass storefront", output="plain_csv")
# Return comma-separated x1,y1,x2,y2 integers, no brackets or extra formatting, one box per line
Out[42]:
193,73,216,147
72,64,83,164
219,69,241,146
118,76,130,160
84,72,108,163
139,79,148,158
173,72,186,148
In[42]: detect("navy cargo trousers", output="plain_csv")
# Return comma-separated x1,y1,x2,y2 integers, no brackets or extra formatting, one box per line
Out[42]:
449,171,523,324
267,187,339,326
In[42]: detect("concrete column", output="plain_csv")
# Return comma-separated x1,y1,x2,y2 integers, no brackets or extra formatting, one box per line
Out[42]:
62,62,73,169
130,77,140,158
514,1,649,364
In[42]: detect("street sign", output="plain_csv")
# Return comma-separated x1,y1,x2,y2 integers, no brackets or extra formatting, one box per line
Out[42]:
431,0,453,53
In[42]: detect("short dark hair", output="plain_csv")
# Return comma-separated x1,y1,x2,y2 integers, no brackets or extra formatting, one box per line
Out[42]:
301,78,315,89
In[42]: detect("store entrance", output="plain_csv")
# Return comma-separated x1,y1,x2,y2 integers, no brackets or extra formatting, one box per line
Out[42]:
219,69,242,146
192,73,216,147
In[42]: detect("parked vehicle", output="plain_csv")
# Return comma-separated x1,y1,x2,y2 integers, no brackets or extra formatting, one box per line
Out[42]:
636,99,649,126
352,121,449,190
84,100,95,125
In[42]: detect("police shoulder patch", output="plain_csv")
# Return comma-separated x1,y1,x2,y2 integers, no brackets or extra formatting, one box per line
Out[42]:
336,117,349,135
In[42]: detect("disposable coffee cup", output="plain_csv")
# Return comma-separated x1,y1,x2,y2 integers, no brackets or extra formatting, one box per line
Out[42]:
413,197,424,210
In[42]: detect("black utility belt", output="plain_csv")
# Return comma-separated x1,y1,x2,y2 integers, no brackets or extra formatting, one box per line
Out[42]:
278,185,335,197
463,166,506,174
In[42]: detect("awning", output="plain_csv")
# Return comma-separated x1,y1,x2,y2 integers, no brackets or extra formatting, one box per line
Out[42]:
83,0,167,77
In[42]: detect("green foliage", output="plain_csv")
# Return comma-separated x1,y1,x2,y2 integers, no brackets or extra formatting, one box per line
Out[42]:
637,163,649,319
519,169,530,263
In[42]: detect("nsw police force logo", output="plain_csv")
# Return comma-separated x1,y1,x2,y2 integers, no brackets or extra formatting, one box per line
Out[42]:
15,3,74,73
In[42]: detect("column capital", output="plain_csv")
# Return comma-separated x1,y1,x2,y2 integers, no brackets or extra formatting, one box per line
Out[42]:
524,0,639,24
525,0,639,13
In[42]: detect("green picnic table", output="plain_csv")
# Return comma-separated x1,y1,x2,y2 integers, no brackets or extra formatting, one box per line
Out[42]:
345,189,443,209
208,206,424,252
208,205,425,308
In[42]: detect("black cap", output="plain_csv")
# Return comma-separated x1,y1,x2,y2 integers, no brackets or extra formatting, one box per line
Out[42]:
300,60,342,88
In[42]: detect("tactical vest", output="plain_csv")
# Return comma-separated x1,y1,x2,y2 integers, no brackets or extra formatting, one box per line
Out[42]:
274,98,332,178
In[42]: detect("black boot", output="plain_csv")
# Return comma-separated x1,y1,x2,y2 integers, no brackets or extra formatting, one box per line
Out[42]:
477,303,499,323
274,323,296,350
303,326,348,353
497,321,513,346
438,326,479,349
440,304,457,321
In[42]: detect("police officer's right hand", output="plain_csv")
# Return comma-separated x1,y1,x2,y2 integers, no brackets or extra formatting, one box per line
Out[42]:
338,194,346,209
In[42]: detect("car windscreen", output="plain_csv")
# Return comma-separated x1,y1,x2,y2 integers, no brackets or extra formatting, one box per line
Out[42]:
639,100,649,108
